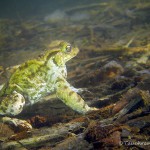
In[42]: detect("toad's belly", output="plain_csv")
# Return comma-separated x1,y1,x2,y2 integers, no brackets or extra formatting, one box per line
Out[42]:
24,81,56,105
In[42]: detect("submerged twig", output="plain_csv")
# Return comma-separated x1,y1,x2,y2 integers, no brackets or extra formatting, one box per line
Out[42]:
65,3,108,14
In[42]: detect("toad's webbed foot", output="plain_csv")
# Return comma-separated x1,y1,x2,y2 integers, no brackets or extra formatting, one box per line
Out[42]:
70,86,90,94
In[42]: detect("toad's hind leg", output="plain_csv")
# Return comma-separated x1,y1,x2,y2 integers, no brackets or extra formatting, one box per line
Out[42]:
0,91,25,116
56,80,98,114
0,91,32,130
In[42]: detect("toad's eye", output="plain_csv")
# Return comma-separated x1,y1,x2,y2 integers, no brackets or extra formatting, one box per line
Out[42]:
65,45,72,52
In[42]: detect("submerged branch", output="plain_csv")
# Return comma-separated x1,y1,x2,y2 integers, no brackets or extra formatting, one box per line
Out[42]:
1,121,88,149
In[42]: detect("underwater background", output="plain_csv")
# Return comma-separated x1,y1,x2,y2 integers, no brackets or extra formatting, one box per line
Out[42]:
0,0,150,149
0,0,93,19
0,0,150,67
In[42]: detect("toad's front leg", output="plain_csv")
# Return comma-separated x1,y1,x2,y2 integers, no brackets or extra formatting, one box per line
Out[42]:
55,79,98,114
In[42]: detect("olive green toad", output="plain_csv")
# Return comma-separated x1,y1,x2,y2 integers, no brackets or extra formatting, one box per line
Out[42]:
0,40,97,129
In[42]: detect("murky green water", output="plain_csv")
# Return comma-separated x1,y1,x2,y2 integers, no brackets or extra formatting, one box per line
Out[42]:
0,0,96,19
0,1,150,149
0,0,150,67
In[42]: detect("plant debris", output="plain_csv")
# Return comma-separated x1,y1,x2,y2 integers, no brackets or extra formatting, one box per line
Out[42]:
0,0,150,149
